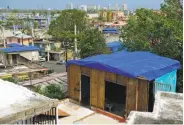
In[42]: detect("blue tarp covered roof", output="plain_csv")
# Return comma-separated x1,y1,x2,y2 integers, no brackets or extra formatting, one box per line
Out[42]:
107,41,121,52
7,43,23,47
102,28,119,34
0,46,40,53
67,51,180,81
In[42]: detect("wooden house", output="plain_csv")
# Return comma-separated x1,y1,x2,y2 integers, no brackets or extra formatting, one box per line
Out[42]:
67,51,180,119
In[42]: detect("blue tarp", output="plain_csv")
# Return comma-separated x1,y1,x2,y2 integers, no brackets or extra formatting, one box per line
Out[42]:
7,43,23,47
102,28,119,34
67,51,180,81
107,41,121,52
0,46,40,53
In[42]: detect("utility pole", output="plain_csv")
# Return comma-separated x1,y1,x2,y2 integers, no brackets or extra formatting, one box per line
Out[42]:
74,25,77,60
0,25,6,48
31,22,34,46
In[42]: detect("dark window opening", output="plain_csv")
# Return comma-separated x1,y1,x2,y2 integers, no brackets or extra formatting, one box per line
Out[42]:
81,75,90,107
105,81,126,117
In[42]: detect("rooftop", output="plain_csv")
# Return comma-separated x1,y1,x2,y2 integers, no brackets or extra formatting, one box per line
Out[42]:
126,91,183,124
67,51,180,81
0,46,40,53
0,79,59,124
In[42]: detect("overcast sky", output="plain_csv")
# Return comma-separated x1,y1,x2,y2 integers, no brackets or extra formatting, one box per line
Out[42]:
0,0,162,10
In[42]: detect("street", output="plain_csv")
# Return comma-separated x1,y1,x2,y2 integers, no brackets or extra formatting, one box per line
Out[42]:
42,61,66,73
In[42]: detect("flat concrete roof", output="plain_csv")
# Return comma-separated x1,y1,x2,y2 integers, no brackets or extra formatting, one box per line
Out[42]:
126,91,183,124
0,79,59,124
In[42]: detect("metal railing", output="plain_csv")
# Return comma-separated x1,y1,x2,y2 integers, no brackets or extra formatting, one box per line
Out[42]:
15,107,57,124
154,82,172,93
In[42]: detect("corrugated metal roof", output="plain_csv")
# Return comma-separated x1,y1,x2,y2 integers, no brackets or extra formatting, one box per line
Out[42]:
0,46,40,53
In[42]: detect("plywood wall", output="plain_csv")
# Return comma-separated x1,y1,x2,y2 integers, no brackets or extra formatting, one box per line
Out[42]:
68,65,149,117
90,69,105,109
67,65,80,101
136,79,149,111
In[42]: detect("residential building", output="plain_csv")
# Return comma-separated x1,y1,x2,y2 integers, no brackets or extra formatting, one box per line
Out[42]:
114,4,119,11
0,45,40,67
108,4,111,10
67,51,180,120
0,30,33,46
122,4,128,11
66,2,73,9
33,39,73,61
80,5,88,12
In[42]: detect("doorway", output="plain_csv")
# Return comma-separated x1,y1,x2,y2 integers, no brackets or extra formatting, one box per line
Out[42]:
80,75,90,107
148,81,155,112
105,81,126,117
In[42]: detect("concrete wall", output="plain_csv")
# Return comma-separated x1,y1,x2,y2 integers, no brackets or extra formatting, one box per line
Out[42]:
19,51,39,61
6,37,32,46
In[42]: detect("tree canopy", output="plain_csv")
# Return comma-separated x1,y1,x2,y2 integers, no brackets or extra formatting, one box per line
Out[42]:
120,0,183,92
48,9,87,43
79,28,110,58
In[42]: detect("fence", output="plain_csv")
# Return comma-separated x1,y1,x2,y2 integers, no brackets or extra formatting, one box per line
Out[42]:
15,107,57,124
154,82,172,93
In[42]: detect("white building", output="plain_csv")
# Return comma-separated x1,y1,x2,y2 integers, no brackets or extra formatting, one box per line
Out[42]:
122,4,128,11
80,5,87,12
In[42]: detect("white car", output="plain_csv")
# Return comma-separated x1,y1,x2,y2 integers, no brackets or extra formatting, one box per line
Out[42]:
39,56,46,62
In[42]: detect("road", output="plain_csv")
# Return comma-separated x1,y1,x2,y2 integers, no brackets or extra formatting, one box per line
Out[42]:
42,61,66,73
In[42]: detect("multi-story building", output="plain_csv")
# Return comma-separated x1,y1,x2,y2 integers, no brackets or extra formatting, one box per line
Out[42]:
114,4,119,11
80,5,88,12
122,4,128,11
66,2,73,10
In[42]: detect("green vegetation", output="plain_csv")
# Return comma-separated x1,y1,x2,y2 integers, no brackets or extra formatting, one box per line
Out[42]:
48,9,109,58
120,0,183,92
34,84,65,100
79,28,110,58
2,77,15,83
48,9,87,42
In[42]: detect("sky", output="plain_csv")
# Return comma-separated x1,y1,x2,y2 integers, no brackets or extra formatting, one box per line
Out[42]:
0,0,162,10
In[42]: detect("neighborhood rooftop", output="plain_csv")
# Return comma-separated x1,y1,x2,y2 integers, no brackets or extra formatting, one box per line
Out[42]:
67,51,180,81
0,46,40,53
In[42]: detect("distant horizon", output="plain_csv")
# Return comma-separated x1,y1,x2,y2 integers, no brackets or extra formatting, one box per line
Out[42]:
0,0,162,10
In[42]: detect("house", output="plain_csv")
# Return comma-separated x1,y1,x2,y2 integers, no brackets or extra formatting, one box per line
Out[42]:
66,51,180,121
0,45,40,67
0,30,33,46
6,31,33,46
0,79,59,124
33,39,73,61
33,39,54,57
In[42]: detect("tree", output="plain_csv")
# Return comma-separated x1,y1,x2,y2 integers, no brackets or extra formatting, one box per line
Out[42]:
33,21,38,29
34,84,65,100
120,0,183,92
48,9,87,44
6,13,23,29
78,28,110,58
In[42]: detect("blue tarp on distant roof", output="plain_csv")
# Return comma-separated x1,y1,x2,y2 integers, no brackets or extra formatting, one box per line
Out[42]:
102,28,119,34
0,46,40,53
67,51,180,81
107,41,121,52
7,43,23,47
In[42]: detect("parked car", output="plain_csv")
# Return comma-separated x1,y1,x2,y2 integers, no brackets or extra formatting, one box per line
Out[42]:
56,60,66,65
39,56,46,62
